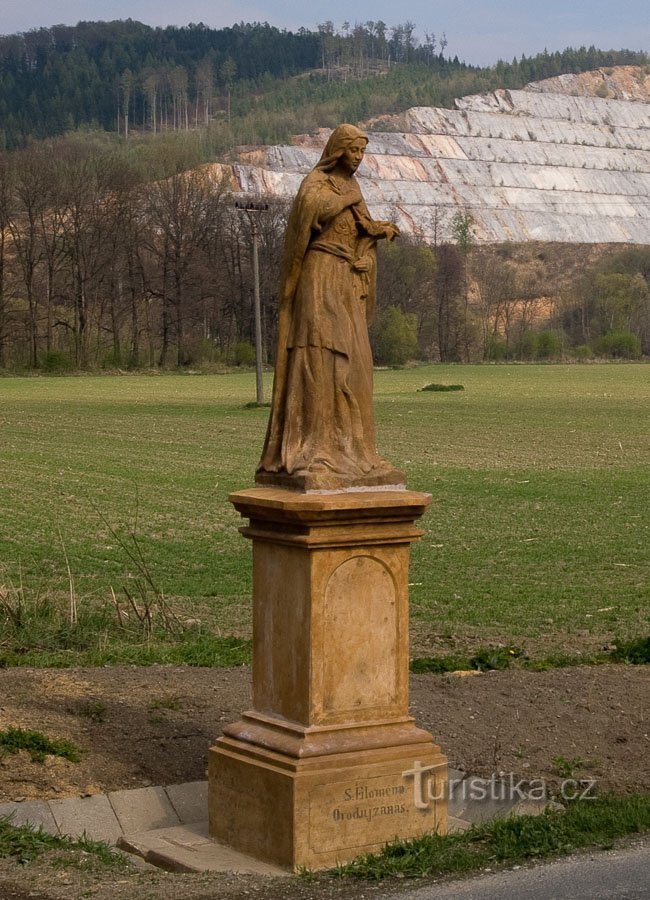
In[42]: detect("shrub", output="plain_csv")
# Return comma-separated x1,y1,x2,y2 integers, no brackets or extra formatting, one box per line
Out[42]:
518,331,537,360
519,331,563,360
535,330,563,360
419,383,464,392
611,635,650,664
485,337,507,361
373,306,419,367
196,338,224,364
230,341,256,366
593,331,642,359
39,351,74,373
101,350,124,369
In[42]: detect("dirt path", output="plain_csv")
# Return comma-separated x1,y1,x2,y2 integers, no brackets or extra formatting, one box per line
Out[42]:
1,664,647,801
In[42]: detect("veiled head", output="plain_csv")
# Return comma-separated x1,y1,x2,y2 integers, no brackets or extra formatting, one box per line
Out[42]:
316,124,369,172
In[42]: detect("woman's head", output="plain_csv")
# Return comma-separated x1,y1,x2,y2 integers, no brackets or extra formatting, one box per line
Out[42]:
316,124,369,173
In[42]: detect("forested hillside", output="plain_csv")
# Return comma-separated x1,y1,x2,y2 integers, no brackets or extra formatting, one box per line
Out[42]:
0,18,646,150
0,20,649,371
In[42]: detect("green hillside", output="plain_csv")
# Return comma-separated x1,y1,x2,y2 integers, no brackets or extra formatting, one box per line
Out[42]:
0,18,647,150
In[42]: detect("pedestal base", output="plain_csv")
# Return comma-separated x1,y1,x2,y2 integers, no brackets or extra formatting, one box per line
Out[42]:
209,487,448,870
209,736,446,871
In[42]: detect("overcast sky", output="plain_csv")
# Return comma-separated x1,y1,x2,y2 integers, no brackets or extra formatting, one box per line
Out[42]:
1,0,648,66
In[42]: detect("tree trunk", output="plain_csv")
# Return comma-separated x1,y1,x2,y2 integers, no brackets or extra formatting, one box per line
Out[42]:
174,264,184,366
110,276,122,364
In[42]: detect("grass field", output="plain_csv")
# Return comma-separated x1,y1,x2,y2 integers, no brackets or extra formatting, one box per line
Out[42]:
1,364,649,663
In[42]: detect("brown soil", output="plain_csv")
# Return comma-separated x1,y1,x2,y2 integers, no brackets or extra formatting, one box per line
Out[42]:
1,664,647,801
0,663,647,900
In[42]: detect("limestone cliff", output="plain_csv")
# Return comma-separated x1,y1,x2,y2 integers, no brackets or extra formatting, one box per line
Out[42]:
219,66,650,245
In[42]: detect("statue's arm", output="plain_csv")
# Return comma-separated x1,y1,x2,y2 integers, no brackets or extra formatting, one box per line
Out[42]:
302,177,363,232
351,199,400,241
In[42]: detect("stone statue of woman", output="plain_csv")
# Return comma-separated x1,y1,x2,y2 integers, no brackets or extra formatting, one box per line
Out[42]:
256,124,405,491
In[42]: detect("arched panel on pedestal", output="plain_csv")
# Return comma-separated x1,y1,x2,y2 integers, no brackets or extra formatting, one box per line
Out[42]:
321,554,399,719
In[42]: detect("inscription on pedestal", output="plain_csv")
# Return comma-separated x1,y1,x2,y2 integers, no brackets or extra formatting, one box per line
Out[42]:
309,772,429,853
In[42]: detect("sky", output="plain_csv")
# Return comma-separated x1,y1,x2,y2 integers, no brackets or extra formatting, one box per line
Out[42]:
1,0,648,67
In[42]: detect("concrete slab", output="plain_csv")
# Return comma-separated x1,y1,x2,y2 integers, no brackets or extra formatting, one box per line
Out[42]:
447,815,472,834
118,822,288,876
3,773,564,878
448,772,520,823
449,774,562,824
452,797,519,824
165,781,207,824
49,794,122,844
108,786,180,834
511,798,564,817
0,800,58,835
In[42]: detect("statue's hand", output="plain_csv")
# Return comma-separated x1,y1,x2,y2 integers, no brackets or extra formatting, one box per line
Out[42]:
353,256,372,273
362,220,400,240
381,222,400,241
346,184,364,206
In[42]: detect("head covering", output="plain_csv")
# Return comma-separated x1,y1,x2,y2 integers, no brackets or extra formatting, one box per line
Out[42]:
316,124,369,172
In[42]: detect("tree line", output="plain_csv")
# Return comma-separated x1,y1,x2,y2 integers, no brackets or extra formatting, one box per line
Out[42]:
0,134,287,370
0,20,319,148
0,17,647,150
1,134,649,373
0,19,441,149
375,233,650,365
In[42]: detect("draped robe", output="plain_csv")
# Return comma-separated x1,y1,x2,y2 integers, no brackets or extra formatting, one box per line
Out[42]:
257,128,401,489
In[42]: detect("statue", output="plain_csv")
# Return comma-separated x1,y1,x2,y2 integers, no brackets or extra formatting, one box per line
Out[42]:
256,124,405,491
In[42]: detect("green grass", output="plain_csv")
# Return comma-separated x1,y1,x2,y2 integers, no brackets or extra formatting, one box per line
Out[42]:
0,727,81,763
337,794,650,879
1,365,649,663
410,639,650,673
0,629,252,668
611,635,650,664
0,814,123,866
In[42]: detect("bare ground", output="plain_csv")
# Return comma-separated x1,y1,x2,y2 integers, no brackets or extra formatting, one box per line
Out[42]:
0,663,648,900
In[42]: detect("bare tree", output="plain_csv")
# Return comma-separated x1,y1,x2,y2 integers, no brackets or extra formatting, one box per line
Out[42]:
0,154,14,367
195,57,214,127
472,254,518,359
377,236,437,354
99,161,148,365
168,66,189,131
434,244,464,361
142,166,227,366
220,58,236,125
7,146,49,367
142,70,161,134
56,142,115,366
120,70,133,138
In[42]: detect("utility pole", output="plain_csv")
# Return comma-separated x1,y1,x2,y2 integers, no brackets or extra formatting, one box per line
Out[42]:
235,200,269,405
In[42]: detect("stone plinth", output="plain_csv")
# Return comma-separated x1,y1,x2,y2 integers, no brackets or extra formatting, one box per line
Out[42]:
208,487,447,871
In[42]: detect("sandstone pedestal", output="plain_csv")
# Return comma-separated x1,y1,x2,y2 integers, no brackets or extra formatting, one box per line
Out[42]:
208,487,447,871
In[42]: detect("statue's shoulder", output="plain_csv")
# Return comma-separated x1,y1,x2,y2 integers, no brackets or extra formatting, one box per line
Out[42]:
293,169,330,207
299,168,327,190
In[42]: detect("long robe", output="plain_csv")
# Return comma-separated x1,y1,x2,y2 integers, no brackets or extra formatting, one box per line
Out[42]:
257,165,389,482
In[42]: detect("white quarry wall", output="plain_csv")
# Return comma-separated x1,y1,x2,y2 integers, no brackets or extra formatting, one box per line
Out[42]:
231,84,650,244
